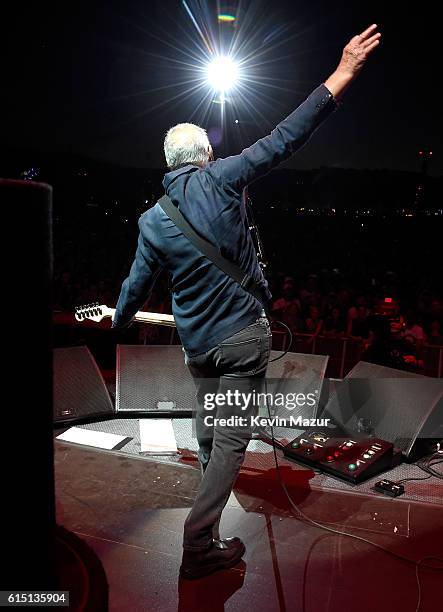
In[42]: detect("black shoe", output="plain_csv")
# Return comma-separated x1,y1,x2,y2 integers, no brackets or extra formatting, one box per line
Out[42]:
180,537,245,580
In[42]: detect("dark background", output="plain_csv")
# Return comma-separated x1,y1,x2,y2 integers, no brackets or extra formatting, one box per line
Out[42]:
0,0,440,174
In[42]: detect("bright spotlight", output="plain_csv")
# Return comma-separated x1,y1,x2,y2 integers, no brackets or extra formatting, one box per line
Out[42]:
206,56,240,93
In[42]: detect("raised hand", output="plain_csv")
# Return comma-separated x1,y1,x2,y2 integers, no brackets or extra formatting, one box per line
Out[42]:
324,24,381,99
337,24,381,77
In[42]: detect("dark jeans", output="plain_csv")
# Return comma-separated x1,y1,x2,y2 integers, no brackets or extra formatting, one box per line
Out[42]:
182,315,272,551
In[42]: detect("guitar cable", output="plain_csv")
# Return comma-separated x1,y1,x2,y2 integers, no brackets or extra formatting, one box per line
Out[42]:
268,319,293,363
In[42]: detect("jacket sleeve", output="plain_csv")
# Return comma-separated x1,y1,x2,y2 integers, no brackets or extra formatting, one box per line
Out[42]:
208,84,338,191
112,221,161,330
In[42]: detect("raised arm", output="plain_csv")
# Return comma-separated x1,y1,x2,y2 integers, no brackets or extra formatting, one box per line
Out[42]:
208,24,381,192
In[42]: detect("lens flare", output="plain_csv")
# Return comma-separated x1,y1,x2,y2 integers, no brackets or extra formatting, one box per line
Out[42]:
217,14,236,23
206,56,240,93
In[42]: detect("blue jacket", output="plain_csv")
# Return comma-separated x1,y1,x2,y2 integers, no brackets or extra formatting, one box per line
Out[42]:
112,83,338,355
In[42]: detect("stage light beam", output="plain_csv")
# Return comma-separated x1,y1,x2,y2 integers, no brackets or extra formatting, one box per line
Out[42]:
206,56,240,94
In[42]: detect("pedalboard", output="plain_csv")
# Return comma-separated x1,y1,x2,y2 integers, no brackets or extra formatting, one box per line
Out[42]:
283,429,397,484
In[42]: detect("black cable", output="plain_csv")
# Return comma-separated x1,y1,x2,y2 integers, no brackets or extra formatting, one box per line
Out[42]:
397,455,442,483
262,378,443,612
416,454,443,479
415,557,443,612
301,534,333,612
397,474,433,484
269,320,293,363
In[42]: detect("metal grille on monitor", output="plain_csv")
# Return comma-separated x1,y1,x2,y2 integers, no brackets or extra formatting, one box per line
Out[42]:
53,346,114,423
116,346,329,419
116,345,196,413
322,361,443,459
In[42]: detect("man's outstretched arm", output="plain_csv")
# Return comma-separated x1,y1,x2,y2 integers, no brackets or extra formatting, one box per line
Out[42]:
209,24,381,192
112,221,161,330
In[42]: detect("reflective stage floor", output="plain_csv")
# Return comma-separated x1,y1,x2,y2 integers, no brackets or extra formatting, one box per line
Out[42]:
54,437,443,612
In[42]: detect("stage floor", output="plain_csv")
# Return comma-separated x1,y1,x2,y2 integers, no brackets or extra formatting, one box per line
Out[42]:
54,428,443,612
56,417,442,506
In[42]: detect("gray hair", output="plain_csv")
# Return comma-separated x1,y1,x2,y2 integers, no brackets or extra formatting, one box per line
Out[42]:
164,123,210,170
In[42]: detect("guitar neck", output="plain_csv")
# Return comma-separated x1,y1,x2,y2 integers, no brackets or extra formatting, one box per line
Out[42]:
106,307,176,327
133,310,176,327
75,303,176,328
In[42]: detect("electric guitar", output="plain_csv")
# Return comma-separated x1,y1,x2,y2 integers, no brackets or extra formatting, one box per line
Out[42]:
74,302,176,327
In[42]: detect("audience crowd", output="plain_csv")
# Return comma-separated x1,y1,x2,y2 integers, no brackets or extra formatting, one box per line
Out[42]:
52,197,442,374
54,260,443,371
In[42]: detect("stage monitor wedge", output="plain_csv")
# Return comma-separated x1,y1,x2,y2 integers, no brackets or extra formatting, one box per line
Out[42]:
115,346,329,418
54,346,114,423
266,350,329,421
322,361,443,461
116,345,196,413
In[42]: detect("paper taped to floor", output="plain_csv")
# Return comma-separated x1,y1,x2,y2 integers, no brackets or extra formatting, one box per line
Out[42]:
56,426,128,450
139,419,178,454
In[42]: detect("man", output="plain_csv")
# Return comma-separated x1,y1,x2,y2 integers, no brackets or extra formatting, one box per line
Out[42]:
112,24,381,579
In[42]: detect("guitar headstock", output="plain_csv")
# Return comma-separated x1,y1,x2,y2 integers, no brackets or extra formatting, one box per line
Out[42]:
75,302,110,323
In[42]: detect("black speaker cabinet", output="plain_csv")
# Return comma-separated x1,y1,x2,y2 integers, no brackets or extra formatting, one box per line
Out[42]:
322,361,443,461
54,346,114,423
2,179,55,588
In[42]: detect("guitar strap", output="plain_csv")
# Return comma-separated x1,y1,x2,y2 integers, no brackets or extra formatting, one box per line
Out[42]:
158,194,269,314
